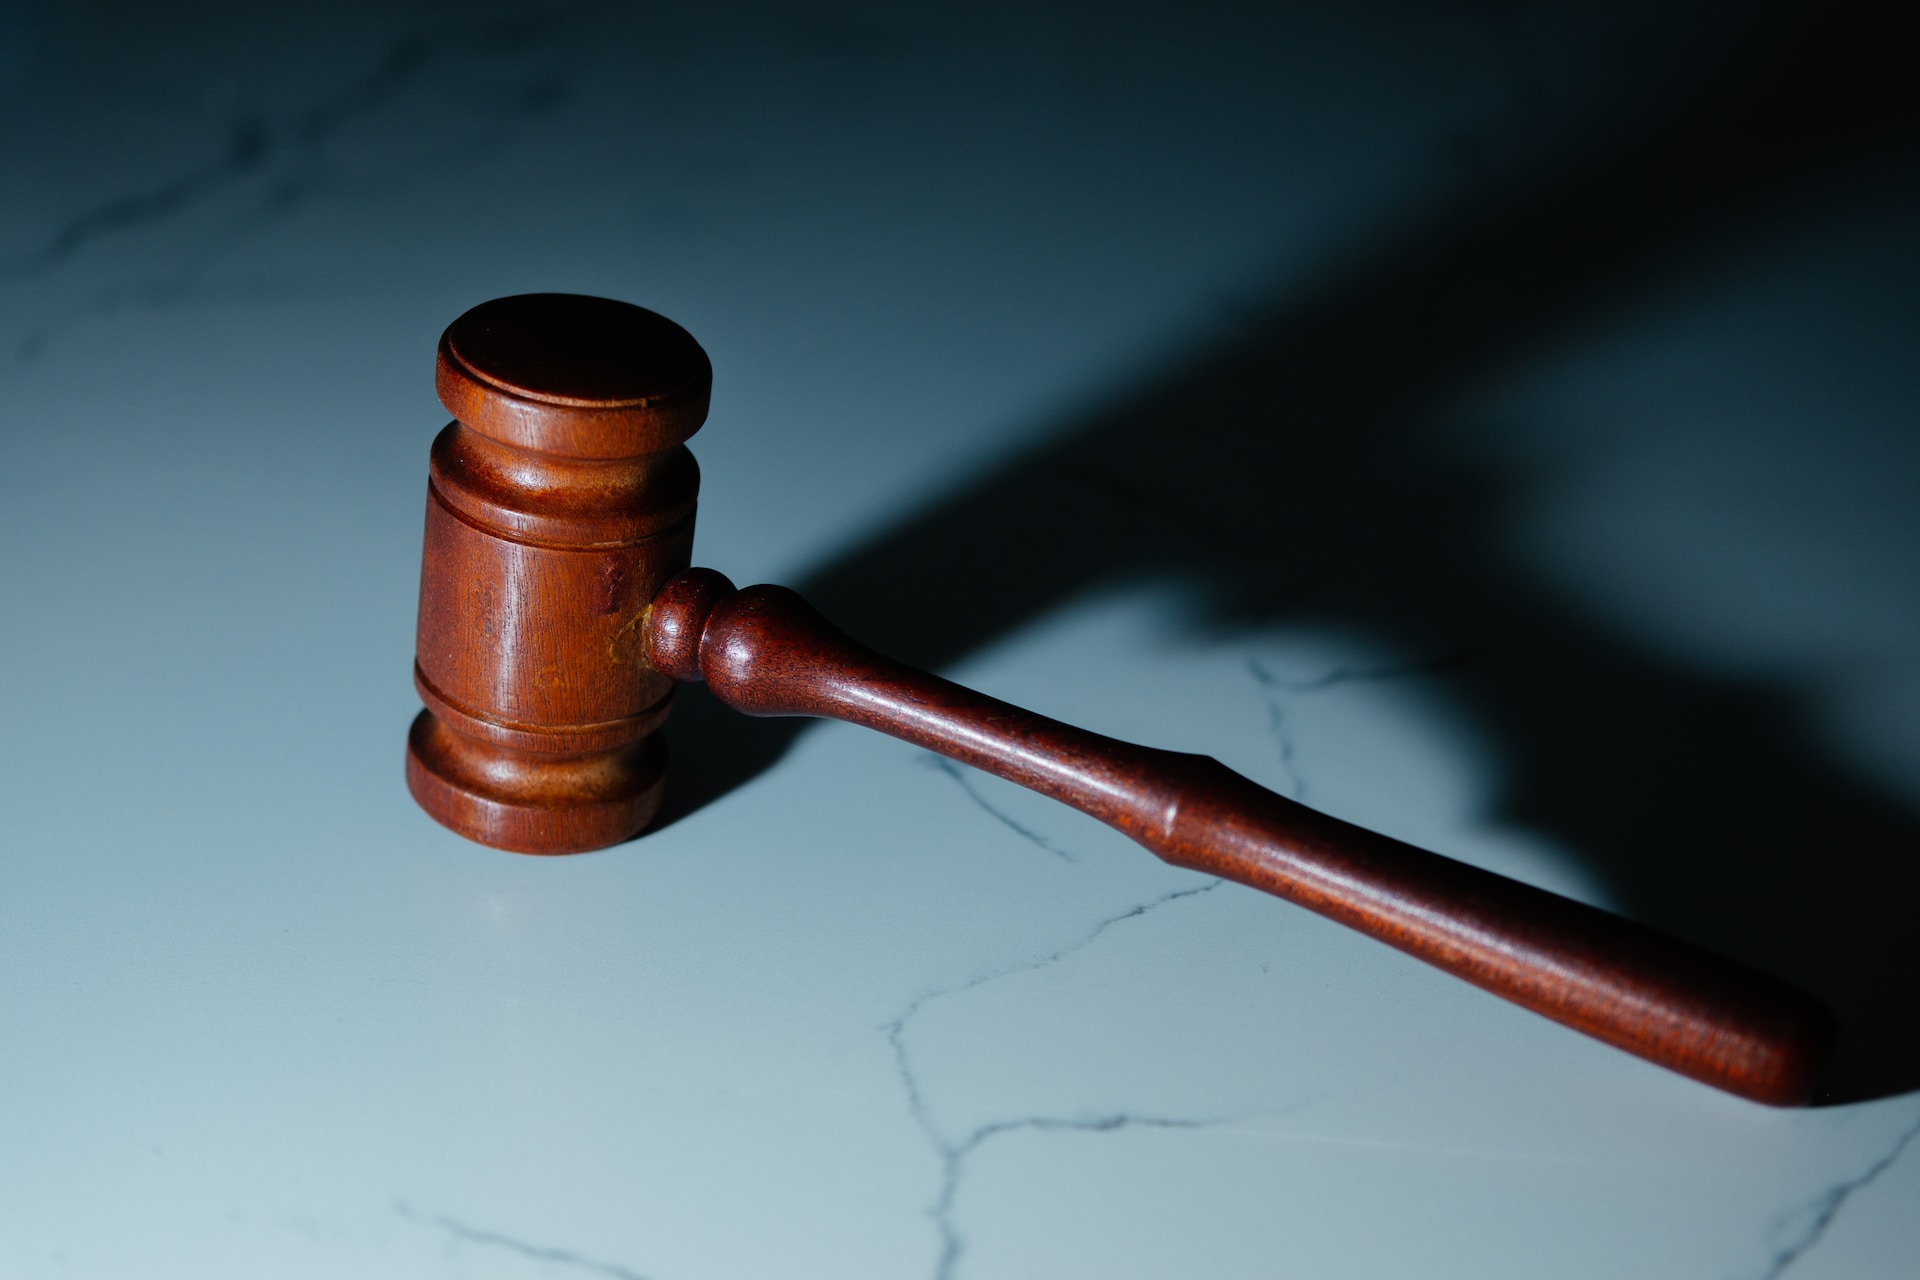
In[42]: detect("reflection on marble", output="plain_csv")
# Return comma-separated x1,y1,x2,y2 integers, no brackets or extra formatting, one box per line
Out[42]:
2,2,1918,1277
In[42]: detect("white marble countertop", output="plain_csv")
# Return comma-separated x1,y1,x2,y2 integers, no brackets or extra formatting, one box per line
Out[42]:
3,3,1918,1277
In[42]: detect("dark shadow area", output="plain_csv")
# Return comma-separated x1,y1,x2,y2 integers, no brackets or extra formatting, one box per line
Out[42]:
652,680,809,830
660,2,1920,1101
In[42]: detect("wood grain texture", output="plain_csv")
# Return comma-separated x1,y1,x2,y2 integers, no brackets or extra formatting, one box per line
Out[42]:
409,294,1833,1102
645,570,1836,1105
406,295,707,854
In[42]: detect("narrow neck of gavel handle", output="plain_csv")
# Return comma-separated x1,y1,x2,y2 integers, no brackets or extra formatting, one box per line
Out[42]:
653,575,1834,1106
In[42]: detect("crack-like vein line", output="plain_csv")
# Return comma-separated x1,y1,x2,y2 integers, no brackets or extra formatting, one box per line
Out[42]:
881,881,1221,1279
923,756,1077,862
0,8,576,284
928,1111,1220,1280
1269,644,1489,695
885,881,1221,1066
397,1202,654,1280
0,120,272,280
1,48,396,280
1745,1107,1920,1280
1245,658,1306,798
1245,642,1492,795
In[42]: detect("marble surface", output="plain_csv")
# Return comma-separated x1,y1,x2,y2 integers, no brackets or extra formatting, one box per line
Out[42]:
2,3,1918,1277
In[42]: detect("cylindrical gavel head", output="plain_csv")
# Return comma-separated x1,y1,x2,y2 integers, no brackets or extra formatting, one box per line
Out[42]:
405,294,708,854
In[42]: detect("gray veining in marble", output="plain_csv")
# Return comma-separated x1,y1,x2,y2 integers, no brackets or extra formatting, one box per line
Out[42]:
2,2,1918,1277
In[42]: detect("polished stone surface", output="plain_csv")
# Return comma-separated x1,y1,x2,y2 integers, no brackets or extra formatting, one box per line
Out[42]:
2,4,1918,1277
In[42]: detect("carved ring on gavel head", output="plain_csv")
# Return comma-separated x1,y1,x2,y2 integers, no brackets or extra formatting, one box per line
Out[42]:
407,293,1837,1107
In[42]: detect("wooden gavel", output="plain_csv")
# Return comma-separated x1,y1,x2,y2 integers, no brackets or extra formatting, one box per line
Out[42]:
406,293,1835,1106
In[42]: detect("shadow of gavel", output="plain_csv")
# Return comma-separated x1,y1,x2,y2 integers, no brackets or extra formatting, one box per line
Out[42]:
406,293,1833,1106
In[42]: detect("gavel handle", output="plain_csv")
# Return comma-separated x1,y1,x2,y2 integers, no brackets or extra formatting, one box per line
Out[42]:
646,570,1834,1105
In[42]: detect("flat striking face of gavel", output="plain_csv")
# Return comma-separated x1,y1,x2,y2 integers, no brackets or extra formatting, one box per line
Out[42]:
407,293,1834,1106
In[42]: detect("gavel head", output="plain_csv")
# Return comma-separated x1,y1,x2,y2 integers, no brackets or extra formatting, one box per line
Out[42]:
405,294,709,854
